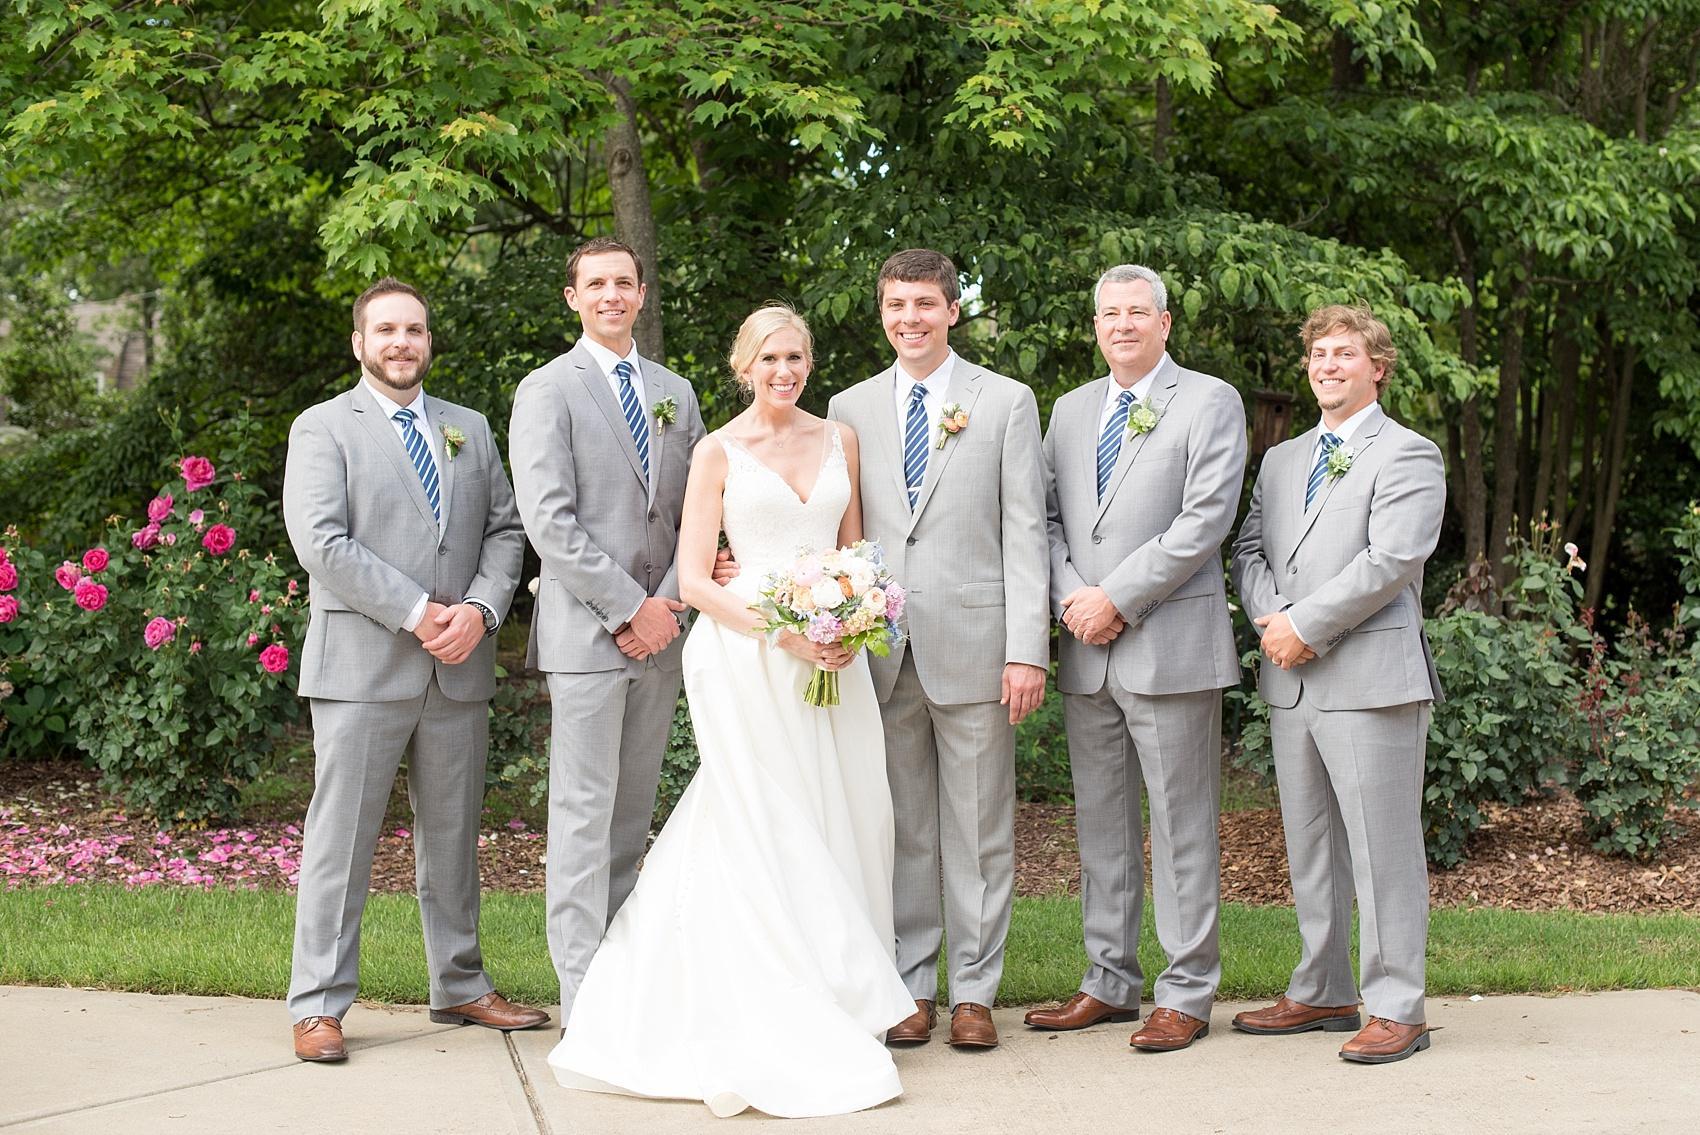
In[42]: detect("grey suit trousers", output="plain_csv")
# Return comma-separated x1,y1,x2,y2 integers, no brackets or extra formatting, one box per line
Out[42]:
546,666,681,1021
882,653,1016,1009
288,678,492,1021
1271,695,1430,1024
1063,684,1222,1020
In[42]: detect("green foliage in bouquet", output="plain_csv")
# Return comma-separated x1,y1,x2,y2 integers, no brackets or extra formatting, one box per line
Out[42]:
0,434,306,821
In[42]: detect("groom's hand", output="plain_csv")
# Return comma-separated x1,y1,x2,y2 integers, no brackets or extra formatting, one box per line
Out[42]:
628,596,688,655
420,603,485,664
1001,662,1046,725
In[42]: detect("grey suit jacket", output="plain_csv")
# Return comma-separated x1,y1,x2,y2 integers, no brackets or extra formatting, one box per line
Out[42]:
828,360,1049,705
510,341,706,675
1230,404,1446,711
1044,357,1245,697
283,385,524,704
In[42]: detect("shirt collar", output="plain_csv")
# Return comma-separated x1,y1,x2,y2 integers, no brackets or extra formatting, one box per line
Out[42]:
895,350,956,393
580,335,640,381
1106,353,1167,406
1316,400,1379,447
363,378,426,418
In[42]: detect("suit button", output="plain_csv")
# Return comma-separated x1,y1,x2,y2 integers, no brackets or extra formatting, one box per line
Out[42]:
1288,565,1297,575
643,562,654,573
1092,534,1104,544
438,545,448,556
906,536,916,546
648,510,659,522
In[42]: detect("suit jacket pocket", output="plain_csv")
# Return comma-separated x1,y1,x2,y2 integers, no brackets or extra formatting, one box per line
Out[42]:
959,581,1006,608
1349,600,1411,634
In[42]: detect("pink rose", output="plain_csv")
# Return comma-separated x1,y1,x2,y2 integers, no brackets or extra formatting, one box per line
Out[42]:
81,547,110,573
247,633,259,646
0,595,18,623
163,532,177,546
202,524,236,556
0,561,17,591
73,579,108,612
248,590,260,603
179,456,216,492
147,493,174,522
143,617,176,650
0,545,9,564
187,508,205,527
259,644,290,674
189,640,202,654
287,579,299,595
132,524,160,550
55,561,82,590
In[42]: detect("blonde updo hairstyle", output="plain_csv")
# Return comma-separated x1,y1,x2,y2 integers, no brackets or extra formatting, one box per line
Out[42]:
729,304,815,392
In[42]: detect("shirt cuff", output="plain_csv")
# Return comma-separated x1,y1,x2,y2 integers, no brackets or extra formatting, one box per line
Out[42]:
1285,612,1312,648
401,591,429,634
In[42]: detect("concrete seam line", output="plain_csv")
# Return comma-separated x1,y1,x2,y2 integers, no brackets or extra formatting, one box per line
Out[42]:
506,1032,552,1135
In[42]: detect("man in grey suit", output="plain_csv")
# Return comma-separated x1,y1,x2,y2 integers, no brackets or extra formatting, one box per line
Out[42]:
284,279,547,1063
828,248,1049,1050
1025,265,1246,1052
1229,304,1445,1064
509,238,707,1028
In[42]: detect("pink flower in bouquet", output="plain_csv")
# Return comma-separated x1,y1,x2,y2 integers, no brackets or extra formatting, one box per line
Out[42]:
792,557,824,587
805,611,844,644
143,617,176,650
73,579,108,612
132,524,160,550
81,547,110,572
187,508,205,527
0,561,17,591
146,493,174,522
0,595,18,624
259,644,290,673
180,456,216,492
54,561,82,590
883,581,907,619
202,524,236,556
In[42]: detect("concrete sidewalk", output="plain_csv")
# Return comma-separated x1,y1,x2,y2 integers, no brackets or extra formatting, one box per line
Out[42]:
3,986,1695,1133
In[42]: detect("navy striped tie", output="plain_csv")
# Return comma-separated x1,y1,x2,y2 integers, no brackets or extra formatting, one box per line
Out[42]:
393,407,440,522
1097,388,1135,501
902,383,929,508
614,360,650,479
1306,431,1341,509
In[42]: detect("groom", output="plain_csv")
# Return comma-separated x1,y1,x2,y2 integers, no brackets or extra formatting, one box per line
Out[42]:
828,248,1049,1050
283,278,546,1063
510,237,707,1029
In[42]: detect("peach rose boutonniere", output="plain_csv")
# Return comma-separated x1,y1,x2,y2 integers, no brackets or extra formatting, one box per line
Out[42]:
935,403,968,449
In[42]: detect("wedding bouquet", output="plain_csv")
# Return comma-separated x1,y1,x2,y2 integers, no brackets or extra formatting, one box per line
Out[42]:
751,540,907,707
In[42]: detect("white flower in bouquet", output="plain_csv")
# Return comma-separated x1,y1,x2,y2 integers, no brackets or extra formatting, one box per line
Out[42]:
810,577,845,609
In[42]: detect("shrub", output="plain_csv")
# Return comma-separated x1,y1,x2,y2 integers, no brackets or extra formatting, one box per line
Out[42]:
0,441,306,821
1015,680,1074,803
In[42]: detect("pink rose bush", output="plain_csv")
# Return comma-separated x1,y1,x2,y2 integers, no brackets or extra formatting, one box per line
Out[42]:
0,439,306,821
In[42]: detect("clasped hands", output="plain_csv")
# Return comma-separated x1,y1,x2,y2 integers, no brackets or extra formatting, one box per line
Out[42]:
412,601,484,665
1059,586,1127,646
614,548,743,660
1253,610,1316,670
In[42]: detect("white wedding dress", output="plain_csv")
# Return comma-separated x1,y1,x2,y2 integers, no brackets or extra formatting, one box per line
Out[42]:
548,424,914,1119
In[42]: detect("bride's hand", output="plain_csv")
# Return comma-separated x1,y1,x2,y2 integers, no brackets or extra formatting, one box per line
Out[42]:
776,631,853,671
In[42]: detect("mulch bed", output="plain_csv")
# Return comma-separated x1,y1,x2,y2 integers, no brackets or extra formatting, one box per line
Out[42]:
4,760,1697,913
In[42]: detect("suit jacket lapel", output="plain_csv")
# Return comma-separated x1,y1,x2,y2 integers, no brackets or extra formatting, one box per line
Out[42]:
908,363,983,529
1077,376,1112,498
640,360,666,505
1292,405,1388,553
864,368,910,509
349,385,438,530
430,399,456,530
571,343,648,490
1094,357,1178,527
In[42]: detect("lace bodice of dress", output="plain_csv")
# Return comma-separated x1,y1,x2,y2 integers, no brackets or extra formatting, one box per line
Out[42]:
719,424,849,594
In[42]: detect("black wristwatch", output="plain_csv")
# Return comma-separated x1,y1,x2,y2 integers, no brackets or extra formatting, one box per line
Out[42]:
468,600,498,638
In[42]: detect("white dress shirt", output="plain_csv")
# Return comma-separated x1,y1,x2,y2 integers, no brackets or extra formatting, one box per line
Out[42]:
1096,354,1166,434
891,350,956,489
580,335,647,409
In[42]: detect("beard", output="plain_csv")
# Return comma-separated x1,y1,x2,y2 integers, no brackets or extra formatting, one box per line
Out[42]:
361,344,432,392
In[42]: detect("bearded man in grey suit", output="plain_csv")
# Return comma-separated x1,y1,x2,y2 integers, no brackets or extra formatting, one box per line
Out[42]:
827,248,1049,1051
284,279,547,1064
509,238,707,1028
1025,265,1246,1052
1229,304,1445,1065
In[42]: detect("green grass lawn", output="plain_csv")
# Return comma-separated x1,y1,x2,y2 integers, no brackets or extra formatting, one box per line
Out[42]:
5,885,1695,1007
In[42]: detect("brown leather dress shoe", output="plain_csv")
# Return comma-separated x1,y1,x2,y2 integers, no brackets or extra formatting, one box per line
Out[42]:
1232,995,1362,1036
293,1016,347,1063
886,999,937,1045
1024,991,1139,1031
1129,1007,1208,1052
429,991,550,1031
949,1003,999,1049
1339,1017,1430,1064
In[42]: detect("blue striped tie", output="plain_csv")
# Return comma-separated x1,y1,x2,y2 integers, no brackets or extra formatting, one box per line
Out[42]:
1306,431,1341,509
1097,388,1135,501
393,407,440,522
902,383,929,508
613,360,650,479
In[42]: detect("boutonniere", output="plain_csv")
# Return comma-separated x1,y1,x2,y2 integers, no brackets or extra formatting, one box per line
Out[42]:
1325,445,1356,480
1125,403,1160,438
440,425,467,461
652,396,678,427
935,403,968,449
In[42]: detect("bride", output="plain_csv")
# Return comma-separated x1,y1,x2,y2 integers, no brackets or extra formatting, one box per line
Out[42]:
547,305,915,1118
